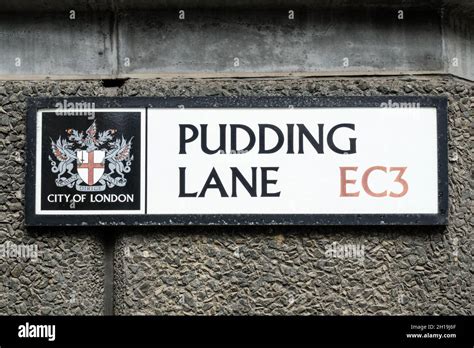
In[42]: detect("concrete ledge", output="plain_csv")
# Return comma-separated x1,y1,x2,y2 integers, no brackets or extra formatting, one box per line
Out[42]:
118,9,444,75
0,6,472,81
0,12,116,77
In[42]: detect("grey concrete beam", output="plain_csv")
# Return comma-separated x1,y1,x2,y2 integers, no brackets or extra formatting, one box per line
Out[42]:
0,7,472,80
117,9,444,77
443,14,473,80
0,12,116,78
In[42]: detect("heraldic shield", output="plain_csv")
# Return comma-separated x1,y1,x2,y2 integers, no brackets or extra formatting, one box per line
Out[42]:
76,150,105,186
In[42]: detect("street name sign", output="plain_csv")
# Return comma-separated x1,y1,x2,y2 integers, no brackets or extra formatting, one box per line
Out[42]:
25,97,448,226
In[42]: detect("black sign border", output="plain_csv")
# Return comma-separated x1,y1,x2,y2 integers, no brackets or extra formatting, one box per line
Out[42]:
26,96,448,226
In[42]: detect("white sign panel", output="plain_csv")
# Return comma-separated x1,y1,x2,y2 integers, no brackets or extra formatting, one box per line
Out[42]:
148,107,438,214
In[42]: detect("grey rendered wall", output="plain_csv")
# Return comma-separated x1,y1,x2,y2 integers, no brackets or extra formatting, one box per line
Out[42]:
0,75,472,315
0,82,107,315
114,76,472,315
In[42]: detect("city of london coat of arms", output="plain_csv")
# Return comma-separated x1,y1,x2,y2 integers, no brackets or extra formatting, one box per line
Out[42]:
48,121,134,192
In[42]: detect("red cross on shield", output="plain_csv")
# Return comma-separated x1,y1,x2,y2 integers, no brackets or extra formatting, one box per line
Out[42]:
77,150,105,186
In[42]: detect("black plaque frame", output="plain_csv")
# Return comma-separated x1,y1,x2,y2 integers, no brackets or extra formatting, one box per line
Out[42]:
25,96,448,226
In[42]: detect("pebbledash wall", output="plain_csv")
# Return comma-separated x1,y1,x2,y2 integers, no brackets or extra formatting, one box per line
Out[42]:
0,76,472,315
